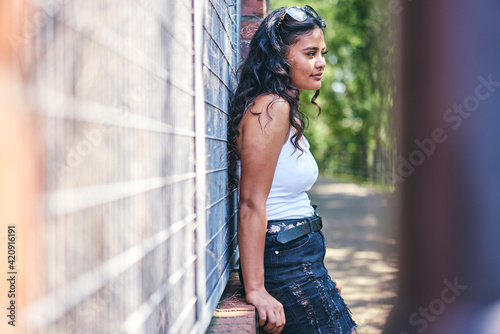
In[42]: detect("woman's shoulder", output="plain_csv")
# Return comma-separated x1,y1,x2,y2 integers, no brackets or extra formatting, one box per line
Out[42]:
253,93,288,105
252,94,290,118
239,94,291,142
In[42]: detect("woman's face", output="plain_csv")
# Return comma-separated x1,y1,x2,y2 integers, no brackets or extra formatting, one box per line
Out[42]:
286,28,327,93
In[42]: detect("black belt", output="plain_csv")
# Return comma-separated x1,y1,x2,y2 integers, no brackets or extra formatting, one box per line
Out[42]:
273,216,323,244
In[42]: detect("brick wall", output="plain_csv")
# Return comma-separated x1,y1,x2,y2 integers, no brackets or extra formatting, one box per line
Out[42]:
240,0,269,58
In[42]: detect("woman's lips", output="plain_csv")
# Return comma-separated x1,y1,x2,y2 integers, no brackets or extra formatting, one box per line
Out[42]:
311,73,323,80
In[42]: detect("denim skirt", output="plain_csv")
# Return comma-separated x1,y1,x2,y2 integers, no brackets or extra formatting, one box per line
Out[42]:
263,216,357,334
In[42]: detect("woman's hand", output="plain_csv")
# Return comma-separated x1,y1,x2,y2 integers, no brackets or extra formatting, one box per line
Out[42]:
246,288,285,334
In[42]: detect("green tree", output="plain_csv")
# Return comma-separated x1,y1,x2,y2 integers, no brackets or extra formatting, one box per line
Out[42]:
270,0,397,186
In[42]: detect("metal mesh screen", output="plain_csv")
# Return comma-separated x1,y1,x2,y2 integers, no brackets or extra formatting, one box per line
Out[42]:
21,0,239,333
203,0,239,313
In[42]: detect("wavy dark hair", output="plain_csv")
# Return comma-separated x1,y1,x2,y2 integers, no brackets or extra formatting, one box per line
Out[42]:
228,6,326,184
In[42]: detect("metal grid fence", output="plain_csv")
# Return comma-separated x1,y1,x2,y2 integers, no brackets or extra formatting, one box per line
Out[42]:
203,0,239,314
21,0,239,333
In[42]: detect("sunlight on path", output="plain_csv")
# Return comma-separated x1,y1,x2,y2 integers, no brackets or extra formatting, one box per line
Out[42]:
308,178,399,334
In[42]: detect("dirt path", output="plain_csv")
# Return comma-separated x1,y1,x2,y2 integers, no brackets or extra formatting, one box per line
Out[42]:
308,178,399,334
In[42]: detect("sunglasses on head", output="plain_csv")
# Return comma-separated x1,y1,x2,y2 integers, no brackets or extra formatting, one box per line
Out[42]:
276,5,320,29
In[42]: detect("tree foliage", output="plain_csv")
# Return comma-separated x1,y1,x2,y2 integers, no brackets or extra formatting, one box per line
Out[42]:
270,0,397,185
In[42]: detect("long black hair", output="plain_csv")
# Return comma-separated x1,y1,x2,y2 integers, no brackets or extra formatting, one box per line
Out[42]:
228,6,326,177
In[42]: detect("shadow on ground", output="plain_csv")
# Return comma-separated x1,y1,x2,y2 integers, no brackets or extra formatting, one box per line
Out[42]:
308,178,399,334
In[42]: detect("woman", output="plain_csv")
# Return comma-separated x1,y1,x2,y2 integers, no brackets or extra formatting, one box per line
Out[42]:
229,6,358,334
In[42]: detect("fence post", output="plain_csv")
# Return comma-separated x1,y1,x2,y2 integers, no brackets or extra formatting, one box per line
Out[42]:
383,1,500,333
194,0,208,332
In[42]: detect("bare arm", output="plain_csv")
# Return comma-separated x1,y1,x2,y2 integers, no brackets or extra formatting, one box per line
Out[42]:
236,95,290,334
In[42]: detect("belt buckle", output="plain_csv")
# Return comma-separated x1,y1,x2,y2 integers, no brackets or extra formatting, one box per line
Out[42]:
276,219,310,244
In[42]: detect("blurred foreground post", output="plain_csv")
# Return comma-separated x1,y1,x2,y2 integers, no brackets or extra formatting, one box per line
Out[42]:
1,1,40,334
384,0,500,333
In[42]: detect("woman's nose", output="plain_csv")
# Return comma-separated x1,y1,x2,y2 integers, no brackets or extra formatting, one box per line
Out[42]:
316,55,326,69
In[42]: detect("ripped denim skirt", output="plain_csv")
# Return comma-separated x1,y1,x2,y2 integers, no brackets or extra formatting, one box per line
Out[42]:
263,214,358,334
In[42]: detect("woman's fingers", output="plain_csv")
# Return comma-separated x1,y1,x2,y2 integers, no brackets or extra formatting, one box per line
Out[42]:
258,315,266,327
263,309,285,334
258,305,285,333
247,289,285,333
262,313,285,334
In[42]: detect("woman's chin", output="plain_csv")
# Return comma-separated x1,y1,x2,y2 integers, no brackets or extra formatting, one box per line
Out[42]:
298,87,321,92
306,83,322,91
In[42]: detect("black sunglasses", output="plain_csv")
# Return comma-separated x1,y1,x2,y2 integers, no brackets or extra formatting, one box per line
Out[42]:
276,5,320,29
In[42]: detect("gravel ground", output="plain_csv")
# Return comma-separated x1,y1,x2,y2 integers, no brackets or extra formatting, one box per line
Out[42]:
308,178,399,334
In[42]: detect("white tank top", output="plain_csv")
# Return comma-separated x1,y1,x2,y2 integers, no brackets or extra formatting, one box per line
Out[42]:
238,128,319,220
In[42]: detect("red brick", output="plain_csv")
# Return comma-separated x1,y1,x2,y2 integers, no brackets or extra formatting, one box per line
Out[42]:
207,271,258,334
212,317,255,325
241,20,261,40
214,307,254,315
207,323,254,332
241,0,267,16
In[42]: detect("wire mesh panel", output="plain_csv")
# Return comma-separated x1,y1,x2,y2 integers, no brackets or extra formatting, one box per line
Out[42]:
203,0,239,314
19,0,239,333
